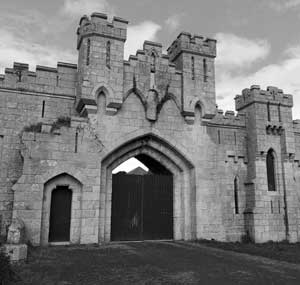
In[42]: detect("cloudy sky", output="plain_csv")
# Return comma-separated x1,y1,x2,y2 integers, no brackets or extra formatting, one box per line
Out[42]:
1,0,300,119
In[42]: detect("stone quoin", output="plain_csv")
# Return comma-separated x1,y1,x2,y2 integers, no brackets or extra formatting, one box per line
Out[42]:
0,12,299,245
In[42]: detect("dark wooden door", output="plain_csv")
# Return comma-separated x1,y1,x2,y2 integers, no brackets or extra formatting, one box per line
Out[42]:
49,186,72,242
111,173,173,241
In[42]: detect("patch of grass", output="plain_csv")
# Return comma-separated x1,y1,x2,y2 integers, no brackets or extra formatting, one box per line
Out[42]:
196,239,300,264
50,116,71,133
23,123,42,133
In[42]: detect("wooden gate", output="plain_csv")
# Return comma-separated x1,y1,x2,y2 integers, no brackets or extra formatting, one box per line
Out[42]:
49,186,72,242
111,173,173,241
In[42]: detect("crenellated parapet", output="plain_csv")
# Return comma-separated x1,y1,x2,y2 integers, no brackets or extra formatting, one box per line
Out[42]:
167,32,216,62
76,13,129,116
207,110,246,128
0,62,77,97
123,40,183,121
235,85,293,112
166,32,217,120
77,13,128,50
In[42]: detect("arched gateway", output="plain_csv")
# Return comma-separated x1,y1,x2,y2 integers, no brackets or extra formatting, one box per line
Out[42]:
99,134,195,242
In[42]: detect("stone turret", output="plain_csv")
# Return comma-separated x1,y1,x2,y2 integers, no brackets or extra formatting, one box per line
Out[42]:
167,33,217,119
235,85,297,243
76,13,128,116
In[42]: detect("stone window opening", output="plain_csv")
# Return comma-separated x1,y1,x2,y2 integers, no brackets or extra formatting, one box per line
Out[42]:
151,52,156,73
203,58,208,82
41,100,45,118
266,149,276,191
86,38,91,66
278,104,281,122
191,56,195,80
106,41,111,69
75,132,78,153
234,176,239,214
267,102,271,121
270,200,273,213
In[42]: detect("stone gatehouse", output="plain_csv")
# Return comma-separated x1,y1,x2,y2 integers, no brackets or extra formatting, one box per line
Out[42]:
0,12,299,245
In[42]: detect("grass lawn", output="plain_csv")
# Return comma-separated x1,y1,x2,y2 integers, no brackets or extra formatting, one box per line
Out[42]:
2,241,300,284
196,239,300,264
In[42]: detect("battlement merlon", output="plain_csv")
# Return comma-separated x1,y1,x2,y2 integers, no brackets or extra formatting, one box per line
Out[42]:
167,32,217,62
235,85,293,111
77,13,129,50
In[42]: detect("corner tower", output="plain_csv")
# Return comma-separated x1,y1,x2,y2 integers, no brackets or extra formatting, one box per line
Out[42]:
76,13,128,116
167,33,217,119
235,86,298,242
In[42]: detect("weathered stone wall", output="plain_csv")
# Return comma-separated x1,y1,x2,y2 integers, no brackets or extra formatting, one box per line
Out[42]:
0,79,75,235
1,12,300,245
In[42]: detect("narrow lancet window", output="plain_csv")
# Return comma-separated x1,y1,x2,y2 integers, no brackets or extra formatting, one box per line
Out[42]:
106,41,111,69
203,58,208,82
75,132,78,153
217,130,221,144
151,53,156,73
267,149,276,191
86,38,91,66
278,104,281,122
267,102,271,121
41,100,45,118
191,56,195,80
234,176,239,214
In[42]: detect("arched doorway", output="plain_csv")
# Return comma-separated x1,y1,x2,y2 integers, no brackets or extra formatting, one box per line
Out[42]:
111,155,173,241
99,134,195,243
49,187,72,242
41,173,82,245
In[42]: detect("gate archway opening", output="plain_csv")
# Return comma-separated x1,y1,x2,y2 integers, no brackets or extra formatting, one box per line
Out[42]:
111,154,173,241
99,134,195,243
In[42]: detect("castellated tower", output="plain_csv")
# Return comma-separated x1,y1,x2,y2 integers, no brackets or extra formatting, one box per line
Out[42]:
76,13,128,116
235,86,298,242
167,33,217,118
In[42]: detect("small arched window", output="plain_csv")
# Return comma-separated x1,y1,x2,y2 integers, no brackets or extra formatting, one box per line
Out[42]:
267,149,276,191
106,41,111,69
86,38,91,66
234,176,239,214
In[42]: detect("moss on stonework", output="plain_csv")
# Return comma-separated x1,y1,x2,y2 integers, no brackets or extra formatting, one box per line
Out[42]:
23,122,42,133
50,116,71,133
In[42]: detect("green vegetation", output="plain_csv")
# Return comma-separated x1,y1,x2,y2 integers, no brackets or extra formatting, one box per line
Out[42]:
50,116,71,133
23,123,42,133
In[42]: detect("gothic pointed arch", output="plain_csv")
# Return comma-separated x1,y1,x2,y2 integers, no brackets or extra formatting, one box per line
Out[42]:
91,83,115,108
157,93,181,115
191,98,206,118
124,88,147,109
99,133,195,242
41,172,83,245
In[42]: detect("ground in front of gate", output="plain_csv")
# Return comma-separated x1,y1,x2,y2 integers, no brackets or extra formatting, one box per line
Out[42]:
10,241,300,284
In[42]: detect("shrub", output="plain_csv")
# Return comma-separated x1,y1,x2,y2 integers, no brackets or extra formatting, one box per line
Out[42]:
23,122,42,133
0,250,17,284
50,116,71,133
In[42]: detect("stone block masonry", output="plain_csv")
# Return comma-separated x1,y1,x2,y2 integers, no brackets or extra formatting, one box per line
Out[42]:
0,12,299,245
